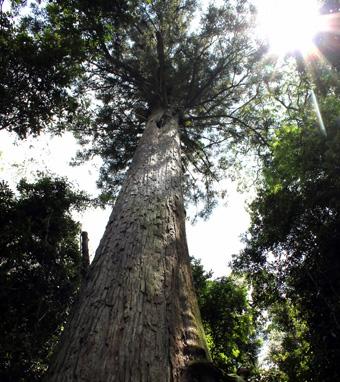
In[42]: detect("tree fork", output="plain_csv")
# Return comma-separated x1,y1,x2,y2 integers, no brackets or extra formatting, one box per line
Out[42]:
46,108,218,381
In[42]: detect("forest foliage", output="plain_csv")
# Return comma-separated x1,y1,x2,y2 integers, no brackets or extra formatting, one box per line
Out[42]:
233,60,340,382
191,258,259,378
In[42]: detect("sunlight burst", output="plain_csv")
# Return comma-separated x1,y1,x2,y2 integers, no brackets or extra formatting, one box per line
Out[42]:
255,0,321,56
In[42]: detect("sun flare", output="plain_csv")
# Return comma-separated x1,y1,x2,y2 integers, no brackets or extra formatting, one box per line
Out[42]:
254,0,321,56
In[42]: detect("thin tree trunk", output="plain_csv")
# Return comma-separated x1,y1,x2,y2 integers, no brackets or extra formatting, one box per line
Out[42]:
46,108,215,381
81,231,90,278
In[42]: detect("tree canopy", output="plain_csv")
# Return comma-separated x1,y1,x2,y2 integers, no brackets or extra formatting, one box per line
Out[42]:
1,0,267,214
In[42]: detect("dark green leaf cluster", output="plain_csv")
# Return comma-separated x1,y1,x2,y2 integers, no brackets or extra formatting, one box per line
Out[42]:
0,176,88,381
0,4,86,137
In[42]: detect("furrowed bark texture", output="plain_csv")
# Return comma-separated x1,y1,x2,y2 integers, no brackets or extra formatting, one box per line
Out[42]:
47,109,211,381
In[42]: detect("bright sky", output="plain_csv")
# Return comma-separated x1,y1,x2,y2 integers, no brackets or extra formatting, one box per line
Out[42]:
0,130,252,277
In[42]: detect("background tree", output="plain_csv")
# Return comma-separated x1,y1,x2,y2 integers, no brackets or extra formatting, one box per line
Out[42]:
0,175,88,382
234,64,340,381
191,258,259,378
265,302,311,382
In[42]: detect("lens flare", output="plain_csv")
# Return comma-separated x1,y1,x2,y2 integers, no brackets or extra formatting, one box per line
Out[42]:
311,90,327,136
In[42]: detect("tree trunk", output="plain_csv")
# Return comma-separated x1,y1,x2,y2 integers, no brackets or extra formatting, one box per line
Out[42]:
46,109,214,381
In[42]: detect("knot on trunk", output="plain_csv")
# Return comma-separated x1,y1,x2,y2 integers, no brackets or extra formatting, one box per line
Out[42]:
156,110,173,129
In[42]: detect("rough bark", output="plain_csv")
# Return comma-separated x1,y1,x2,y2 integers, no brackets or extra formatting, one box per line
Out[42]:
46,109,214,381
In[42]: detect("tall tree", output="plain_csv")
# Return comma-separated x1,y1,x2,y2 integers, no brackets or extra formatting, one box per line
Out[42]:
2,1,266,380
0,176,88,381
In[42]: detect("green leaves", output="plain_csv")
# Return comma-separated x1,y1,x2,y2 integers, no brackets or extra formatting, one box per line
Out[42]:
0,175,88,381
191,258,259,376
0,4,87,137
